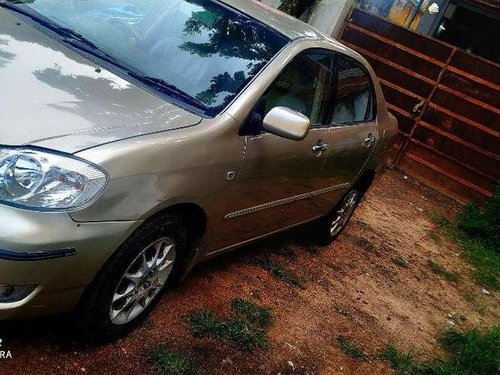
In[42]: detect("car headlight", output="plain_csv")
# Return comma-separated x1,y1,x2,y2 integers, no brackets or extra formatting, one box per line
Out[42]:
0,147,108,211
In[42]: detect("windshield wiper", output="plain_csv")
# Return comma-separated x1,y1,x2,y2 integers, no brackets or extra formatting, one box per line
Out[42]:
128,73,207,111
1,1,208,113
1,2,81,41
0,1,125,68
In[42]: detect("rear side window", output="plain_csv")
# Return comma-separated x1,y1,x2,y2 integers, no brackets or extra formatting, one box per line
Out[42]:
330,56,375,124
264,52,334,126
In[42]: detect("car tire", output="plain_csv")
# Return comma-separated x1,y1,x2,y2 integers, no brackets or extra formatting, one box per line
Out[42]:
76,213,188,342
313,187,363,246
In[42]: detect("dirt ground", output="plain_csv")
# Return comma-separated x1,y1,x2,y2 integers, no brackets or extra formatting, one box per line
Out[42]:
0,170,499,375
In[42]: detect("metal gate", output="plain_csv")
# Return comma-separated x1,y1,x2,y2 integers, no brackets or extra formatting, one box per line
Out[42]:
340,9,500,202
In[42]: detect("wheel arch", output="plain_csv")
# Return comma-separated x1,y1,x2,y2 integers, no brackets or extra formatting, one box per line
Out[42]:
75,201,208,319
138,202,208,282
152,202,208,245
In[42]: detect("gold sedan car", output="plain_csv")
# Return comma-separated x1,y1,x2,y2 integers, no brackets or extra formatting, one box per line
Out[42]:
0,0,397,339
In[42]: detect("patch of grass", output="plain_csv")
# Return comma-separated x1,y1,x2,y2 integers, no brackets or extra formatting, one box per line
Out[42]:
231,299,272,329
438,326,500,374
456,185,500,253
440,218,500,289
381,345,425,375
352,237,378,253
435,184,500,290
259,260,304,289
427,260,459,282
430,213,449,227
392,256,409,268
150,347,203,375
337,336,368,360
460,238,500,290
186,310,270,351
382,326,500,375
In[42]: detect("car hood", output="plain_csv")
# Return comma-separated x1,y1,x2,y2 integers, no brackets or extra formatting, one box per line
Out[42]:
0,8,202,154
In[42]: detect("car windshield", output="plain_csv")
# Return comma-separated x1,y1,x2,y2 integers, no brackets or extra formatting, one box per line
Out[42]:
3,0,289,117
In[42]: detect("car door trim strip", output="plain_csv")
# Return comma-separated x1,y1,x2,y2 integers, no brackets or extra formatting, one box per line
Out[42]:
224,182,351,220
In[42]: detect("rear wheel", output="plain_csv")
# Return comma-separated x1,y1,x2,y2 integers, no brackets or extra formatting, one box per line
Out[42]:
314,188,362,246
77,214,187,342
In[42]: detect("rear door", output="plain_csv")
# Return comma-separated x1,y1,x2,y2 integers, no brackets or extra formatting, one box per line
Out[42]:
321,55,379,200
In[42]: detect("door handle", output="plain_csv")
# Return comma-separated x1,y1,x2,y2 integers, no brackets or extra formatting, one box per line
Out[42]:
312,142,328,153
364,133,376,147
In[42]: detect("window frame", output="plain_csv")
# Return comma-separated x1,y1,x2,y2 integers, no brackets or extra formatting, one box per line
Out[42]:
264,48,337,129
328,54,378,127
241,47,337,136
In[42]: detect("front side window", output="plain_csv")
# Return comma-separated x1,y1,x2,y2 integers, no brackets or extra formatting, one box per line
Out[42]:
4,0,289,117
330,56,375,124
264,52,334,126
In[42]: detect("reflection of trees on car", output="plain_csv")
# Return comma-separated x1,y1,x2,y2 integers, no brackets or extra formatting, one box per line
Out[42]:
179,0,280,108
0,34,16,69
195,71,248,106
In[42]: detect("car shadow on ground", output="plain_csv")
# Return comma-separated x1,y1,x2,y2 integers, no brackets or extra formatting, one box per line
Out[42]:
0,222,318,349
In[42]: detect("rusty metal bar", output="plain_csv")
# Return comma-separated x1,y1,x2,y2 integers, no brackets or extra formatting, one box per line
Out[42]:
387,103,413,118
447,66,500,92
437,84,500,116
378,75,496,136
380,79,427,102
345,23,500,93
346,23,446,68
403,152,493,197
395,48,458,164
409,135,498,183
418,120,500,163
427,103,500,138
340,41,437,85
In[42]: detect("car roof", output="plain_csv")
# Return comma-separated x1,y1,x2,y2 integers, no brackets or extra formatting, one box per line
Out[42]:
220,0,372,70
220,0,327,41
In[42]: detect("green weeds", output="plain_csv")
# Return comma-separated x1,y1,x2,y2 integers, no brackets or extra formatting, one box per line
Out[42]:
231,298,272,329
392,256,410,268
259,259,304,288
150,347,203,375
427,260,459,282
382,326,500,375
186,299,272,351
435,185,500,289
337,337,368,360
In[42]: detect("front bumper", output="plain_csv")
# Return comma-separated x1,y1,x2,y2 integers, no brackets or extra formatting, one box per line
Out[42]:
0,205,141,319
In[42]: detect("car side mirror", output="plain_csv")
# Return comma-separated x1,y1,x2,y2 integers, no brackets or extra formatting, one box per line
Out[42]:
262,107,311,141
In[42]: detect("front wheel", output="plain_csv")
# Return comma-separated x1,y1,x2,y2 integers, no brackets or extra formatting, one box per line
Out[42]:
314,188,362,246
109,236,176,325
77,214,187,342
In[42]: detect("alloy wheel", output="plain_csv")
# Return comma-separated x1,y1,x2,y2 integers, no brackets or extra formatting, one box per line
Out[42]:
330,190,359,238
109,237,176,325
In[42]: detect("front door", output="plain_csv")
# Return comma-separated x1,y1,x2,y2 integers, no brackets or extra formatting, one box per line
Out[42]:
223,51,336,245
